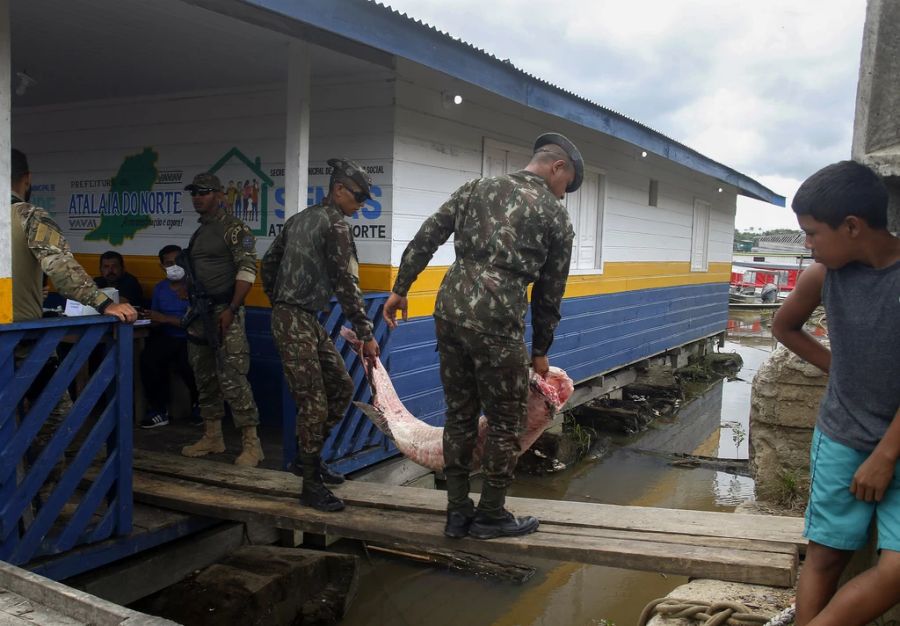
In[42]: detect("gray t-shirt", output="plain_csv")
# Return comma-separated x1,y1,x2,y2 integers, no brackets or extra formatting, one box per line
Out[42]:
817,260,900,451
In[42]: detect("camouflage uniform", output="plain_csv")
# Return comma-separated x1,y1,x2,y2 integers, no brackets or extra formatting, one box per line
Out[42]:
10,193,114,455
261,188,373,454
392,171,574,513
185,205,259,427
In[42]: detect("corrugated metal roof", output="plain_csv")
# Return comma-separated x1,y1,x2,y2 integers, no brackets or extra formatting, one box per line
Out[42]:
220,0,785,206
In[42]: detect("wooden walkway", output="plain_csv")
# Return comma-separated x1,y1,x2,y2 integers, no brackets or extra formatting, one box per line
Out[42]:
130,451,805,588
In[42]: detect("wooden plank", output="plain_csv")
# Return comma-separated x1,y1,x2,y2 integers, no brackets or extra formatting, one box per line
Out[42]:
133,451,806,549
129,471,796,587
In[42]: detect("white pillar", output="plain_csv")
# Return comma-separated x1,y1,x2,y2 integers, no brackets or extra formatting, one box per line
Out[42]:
284,40,311,219
0,0,12,324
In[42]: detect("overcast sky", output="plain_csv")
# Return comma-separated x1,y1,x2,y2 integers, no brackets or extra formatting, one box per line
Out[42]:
382,0,868,231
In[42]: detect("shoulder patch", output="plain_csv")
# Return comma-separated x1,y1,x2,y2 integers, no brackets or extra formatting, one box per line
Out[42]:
242,234,255,251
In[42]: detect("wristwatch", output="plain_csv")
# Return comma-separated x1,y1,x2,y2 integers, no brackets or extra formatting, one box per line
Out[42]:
228,303,241,314
96,298,113,314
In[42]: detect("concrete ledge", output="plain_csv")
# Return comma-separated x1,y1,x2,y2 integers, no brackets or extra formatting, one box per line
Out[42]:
0,561,176,625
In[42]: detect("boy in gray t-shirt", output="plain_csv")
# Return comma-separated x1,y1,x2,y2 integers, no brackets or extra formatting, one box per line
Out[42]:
774,160,900,626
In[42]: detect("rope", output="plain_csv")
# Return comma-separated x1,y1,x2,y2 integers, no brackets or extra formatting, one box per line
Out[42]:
638,598,796,626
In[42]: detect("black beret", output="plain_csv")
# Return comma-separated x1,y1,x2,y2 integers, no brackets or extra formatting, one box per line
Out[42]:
328,157,373,201
534,132,584,193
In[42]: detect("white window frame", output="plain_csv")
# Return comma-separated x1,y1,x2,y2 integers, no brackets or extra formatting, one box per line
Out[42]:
691,198,711,272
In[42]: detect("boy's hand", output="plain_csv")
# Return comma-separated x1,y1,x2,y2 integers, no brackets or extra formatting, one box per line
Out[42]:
851,451,896,502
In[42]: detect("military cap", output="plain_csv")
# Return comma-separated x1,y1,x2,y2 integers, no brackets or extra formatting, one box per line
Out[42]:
184,172,223,192
534,132,584,193
328,157,373,201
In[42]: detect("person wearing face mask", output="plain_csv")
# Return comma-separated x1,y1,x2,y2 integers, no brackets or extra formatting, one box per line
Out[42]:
382,133,581,540
138,244,200,429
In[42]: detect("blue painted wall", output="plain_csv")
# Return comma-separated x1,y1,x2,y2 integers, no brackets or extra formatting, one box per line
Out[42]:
244,282,728,472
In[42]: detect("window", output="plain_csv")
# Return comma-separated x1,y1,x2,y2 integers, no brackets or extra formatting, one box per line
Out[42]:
566,171,606,271
691,199,711,271
649,179,659,207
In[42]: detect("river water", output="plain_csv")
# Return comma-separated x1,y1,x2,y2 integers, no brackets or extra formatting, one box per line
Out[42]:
340,310,776,626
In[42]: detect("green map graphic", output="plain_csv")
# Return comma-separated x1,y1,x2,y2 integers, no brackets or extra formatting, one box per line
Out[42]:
85,147,158,245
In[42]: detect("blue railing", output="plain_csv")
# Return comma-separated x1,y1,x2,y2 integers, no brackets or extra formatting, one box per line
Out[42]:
0,316,133,566
280,294,394,473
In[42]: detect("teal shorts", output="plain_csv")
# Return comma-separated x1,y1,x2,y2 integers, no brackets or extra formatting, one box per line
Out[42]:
805,428,900,552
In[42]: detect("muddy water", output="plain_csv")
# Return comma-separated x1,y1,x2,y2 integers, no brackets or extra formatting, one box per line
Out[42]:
340,311,775,626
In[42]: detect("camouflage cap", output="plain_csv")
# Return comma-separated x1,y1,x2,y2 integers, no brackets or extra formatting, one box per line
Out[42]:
534,132,584,193
184,172,223,192
327,158,373,200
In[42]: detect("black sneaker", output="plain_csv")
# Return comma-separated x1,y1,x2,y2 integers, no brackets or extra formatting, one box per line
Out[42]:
299,482,345,512
444,509,475,539
468,510,539,540
140,412,169,429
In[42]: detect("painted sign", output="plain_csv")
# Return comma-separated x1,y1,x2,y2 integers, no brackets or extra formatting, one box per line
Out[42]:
35,146,392,262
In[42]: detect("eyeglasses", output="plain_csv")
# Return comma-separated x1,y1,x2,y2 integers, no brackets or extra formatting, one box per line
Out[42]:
341,183,368,204
189,188,215,197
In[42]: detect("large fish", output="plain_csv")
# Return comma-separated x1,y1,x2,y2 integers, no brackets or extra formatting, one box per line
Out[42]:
340,327,574,471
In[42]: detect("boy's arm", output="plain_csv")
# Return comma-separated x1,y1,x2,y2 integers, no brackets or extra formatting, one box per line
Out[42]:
772,263,831,372
852,405,900,502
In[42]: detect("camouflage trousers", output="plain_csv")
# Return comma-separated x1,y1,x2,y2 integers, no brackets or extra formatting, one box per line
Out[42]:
186,304,259,427
13,343,73,476
271,304,353,455
434,317,528,511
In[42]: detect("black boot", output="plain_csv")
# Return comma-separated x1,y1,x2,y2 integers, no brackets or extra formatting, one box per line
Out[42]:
444,498,475,539
291,455,345,485
298,453,345,512
468,509,539,540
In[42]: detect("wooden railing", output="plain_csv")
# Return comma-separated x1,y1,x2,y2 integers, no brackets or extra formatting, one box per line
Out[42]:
0,317,133,565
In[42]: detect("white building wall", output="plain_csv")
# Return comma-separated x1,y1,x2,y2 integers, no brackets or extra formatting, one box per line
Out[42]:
391,71,736,270
11,73,395,264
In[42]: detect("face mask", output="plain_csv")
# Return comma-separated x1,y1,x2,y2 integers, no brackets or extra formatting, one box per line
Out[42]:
166,264,186,281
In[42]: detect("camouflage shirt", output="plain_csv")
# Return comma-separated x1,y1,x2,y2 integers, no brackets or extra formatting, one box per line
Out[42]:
393,171,574,356
261,200,373,343
11,193,112,321
189,207,257,297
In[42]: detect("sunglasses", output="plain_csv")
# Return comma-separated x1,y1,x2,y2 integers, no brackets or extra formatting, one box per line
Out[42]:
189,188,216,197
341,183,368,204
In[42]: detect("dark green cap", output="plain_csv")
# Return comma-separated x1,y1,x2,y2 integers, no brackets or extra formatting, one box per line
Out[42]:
184,172,223,192
534,133,584,193
328,158,373,200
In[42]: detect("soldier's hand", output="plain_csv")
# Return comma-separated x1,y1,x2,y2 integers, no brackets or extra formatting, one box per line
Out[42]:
383,293,408,329
362,338,380,370
218,308,235,339
532,355,550,378
105,302,138,324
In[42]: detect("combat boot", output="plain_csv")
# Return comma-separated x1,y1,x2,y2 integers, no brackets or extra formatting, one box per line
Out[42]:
444,498,475,539
298,453,344,512
234,426,264,467
181,419,226,457
468,509,540,540
290,456,345,485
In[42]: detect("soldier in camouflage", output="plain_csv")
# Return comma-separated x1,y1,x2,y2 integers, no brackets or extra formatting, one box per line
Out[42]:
383,133,582,540
261,158,380,512
10,149,137,486
180,172,264,467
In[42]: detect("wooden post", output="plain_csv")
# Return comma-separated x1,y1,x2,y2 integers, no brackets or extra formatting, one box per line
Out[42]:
284,40,311,219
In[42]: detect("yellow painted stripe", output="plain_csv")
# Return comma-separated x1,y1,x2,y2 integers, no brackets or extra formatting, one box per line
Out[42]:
0,277,12,324
70,255,729,314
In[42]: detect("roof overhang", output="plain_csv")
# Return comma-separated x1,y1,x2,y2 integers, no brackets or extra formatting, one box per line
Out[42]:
185,0,785,207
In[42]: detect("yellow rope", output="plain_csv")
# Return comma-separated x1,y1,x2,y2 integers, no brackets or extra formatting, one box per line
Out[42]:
637,598,780,626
